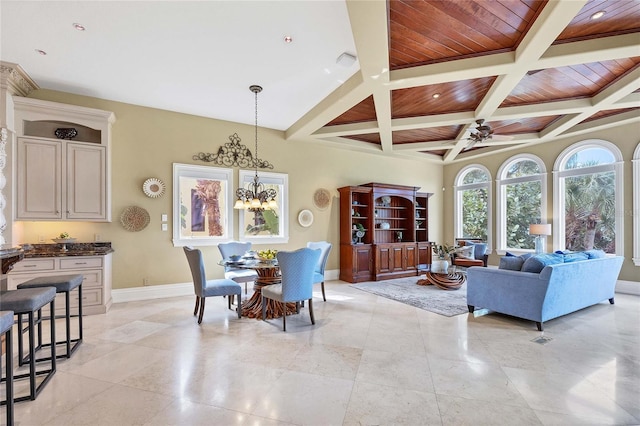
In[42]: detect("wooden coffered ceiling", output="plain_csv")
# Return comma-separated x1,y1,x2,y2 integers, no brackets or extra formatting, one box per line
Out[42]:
287,0,640,164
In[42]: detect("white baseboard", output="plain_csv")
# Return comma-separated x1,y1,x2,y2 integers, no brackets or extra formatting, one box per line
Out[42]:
113,282,193,303
616,279,640,296
112,271,638,303
113,269,341,304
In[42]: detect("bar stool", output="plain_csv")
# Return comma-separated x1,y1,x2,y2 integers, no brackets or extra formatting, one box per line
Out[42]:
1,310,14,426
0,288,56,403
17,274,83,361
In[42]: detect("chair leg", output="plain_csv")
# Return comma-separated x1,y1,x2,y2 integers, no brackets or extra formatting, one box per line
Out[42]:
308,298,315,325
194,297,200,316
228,295,232,310
237,295,242,319
197,298,206,324
295,302,300,314
282,307,286,332
321,281,326,302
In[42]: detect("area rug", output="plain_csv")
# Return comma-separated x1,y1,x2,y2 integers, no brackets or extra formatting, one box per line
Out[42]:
351,276,469,317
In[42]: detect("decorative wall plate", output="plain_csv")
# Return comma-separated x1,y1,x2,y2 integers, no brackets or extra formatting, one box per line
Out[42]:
143,178,165,198
120,206,151,232
313,188,331,210
298,209,314,227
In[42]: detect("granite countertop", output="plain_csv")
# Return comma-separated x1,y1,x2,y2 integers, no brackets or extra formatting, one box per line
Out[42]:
21,242,114,258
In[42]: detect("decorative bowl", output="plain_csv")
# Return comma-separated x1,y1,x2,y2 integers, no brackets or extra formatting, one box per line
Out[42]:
228,254,242,262
380,222,390,230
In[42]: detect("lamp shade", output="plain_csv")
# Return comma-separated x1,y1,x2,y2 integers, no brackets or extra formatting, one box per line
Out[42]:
529,223,551,236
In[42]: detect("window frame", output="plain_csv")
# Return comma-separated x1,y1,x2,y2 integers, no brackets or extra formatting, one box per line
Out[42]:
496,154,547,255
454,164,492,252
552,139,623,255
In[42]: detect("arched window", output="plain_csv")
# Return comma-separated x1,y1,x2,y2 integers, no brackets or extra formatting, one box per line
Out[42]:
496,154,546,254
553,140,623,254
633,143,640,266
454,165,492,249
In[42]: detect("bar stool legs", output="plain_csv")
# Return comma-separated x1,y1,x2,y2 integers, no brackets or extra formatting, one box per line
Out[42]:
0,287,57,406
17,274,84,362
1,310,14,426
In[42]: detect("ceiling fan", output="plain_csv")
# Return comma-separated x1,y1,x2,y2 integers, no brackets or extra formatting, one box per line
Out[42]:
465,119,514,149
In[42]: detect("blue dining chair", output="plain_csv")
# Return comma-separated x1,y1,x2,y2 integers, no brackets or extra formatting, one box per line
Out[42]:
306,241,332,302
218,241,258,298
183,247,242,324
262,248,321,331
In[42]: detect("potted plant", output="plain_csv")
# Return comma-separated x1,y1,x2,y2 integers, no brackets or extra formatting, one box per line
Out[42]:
433,242,456,260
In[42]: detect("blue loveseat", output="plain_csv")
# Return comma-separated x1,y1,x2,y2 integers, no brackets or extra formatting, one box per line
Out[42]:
467,253,624,330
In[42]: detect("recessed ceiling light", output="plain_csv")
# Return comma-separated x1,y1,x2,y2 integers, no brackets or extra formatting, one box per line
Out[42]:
432,93,440,99
590,11,605,20
35,49,47,55
73,23,86,31
284,35,293,43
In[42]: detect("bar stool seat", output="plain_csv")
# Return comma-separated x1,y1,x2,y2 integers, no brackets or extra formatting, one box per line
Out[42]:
17,274,83,361
0,288,56,404
1,310,14,426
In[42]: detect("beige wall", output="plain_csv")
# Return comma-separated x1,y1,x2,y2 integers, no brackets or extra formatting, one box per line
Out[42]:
18,89,443,289
443,122,640,283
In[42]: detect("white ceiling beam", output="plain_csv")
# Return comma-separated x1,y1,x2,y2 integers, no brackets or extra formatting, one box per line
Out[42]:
537,33,640,70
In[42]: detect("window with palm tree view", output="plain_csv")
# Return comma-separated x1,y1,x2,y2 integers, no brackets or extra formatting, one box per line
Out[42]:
455,166,491,242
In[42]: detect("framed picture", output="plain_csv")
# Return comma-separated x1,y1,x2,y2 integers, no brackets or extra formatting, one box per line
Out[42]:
238,170,289,245
172,163,233,246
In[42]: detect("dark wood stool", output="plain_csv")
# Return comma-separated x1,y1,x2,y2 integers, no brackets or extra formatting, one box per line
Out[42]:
17,274,83,361
0,287,56,404
1,310,14,425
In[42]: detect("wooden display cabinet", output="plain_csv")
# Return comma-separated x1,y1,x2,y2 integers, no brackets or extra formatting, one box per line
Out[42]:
338,183,432,283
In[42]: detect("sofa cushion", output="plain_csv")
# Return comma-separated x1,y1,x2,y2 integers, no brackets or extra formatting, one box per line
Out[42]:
473,243,487,260
563,252,590,263
521,253,564,273
584,249,607,259
499,256,525,271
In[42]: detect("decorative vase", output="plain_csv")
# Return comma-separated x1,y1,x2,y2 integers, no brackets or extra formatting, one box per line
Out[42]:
432,259,449,274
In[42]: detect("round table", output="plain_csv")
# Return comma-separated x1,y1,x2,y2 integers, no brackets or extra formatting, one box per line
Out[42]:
219,259,297,319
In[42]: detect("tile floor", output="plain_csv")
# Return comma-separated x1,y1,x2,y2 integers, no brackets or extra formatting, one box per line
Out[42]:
2,281,639,425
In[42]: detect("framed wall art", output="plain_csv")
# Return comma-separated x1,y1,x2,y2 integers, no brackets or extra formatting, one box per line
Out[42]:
237,170,289,245
172,163,233,246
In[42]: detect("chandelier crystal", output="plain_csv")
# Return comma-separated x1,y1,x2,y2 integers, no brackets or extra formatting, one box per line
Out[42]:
233,85,278,212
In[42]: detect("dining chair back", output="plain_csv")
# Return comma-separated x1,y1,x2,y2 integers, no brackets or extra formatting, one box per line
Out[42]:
306,241,332,301
183,246,242,324
218,241,257,297
261,248,321,331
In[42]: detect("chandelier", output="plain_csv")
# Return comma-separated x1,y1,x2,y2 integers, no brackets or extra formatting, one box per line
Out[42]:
233,85,278,212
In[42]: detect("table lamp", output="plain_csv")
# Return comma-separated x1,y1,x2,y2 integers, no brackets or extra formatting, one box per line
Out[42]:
529,223,552,254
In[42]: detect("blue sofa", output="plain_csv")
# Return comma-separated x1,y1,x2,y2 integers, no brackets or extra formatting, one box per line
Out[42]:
467,255,624,330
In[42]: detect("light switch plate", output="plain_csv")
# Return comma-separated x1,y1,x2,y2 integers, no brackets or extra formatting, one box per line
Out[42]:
161,214,168,222
161,223,168,231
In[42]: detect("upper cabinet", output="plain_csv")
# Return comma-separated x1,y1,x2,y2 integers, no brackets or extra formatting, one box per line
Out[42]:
13,98,115,222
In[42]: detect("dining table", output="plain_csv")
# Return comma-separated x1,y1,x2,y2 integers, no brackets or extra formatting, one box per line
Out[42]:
219,258,297,319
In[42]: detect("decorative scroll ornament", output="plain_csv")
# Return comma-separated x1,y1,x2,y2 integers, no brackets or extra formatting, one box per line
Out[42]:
192,133,274,170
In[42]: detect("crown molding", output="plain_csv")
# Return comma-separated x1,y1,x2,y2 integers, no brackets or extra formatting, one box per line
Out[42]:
0,61,39,96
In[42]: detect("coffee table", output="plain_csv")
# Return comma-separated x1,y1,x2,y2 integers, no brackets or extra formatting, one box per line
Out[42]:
417,271,466,290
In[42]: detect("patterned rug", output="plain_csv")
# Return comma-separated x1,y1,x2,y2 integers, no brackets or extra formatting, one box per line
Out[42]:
351,276,469,317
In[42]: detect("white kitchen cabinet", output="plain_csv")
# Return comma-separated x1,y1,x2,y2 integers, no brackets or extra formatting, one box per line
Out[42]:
7,253,113,315
13,97,114,222
16,138,106,220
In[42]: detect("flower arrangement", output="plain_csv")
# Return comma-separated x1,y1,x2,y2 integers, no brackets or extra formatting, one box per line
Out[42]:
432,242,456,259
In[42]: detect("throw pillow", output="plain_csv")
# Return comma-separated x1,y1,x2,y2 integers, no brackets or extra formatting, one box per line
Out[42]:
563,252,589,263
521,253,564,273
473,243,487,260
455,245,474,259
499,256,524,271
584,249,607,259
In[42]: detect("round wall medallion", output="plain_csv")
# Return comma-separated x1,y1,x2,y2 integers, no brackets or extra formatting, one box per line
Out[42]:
298,209,314,227
313,188,331,210
143,178,165,198
120,206,151,232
